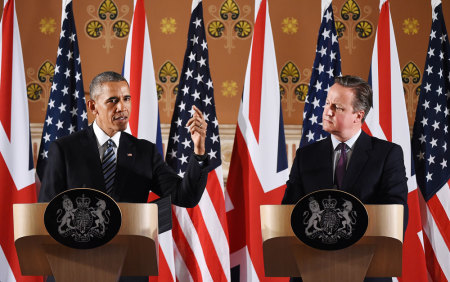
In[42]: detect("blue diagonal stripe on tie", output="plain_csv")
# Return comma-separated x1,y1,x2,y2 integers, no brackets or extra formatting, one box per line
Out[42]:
102,139,116,194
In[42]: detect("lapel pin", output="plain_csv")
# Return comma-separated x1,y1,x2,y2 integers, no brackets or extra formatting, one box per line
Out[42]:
127,153,133,157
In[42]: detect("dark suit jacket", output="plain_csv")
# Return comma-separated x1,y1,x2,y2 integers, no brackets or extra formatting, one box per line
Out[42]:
39,125,209,207
39,126,209,282
282,131,408,282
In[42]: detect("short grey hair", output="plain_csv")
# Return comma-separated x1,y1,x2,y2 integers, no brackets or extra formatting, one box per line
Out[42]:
89,71,128,100
334,75,373,122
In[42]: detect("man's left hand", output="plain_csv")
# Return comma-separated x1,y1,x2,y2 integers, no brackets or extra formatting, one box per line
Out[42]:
187,105,207,155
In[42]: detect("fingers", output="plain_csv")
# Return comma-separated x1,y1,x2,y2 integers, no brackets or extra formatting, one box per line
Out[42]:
187,117,207,135
192,105,203,118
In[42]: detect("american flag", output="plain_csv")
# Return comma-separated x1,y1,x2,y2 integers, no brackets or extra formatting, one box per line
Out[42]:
165,0,230,280
36,0,88,180
411,1,450,280
300,0,342,147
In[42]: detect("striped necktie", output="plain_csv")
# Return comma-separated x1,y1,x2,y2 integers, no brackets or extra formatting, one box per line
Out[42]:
102,139,116,195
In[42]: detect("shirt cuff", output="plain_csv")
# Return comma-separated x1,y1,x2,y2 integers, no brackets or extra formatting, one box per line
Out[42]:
193,153,207,165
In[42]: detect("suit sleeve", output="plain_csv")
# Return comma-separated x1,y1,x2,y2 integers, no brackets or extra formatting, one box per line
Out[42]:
379,144,409,232
282,148,304,205
38,141,67,202
149,144,209,208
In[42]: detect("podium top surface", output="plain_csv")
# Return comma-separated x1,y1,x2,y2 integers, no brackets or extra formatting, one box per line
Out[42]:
13,203,159,276
260,204,404,278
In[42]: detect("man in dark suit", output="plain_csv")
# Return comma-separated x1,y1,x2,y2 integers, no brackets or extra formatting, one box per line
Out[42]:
282,75,408,282
39,71,209,281
39,71,209,205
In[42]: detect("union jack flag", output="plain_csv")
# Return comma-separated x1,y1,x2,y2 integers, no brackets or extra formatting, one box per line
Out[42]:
411,1,450,280
300,0,342,147
165,0,230,280
36,0,87,180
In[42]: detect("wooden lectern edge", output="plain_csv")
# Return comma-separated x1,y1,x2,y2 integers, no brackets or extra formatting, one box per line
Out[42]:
13,202,159,277
260,204,404,278
260,204,404,242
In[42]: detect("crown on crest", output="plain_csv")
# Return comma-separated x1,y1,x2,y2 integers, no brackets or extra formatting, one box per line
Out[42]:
76,194,91,208
322,195,337,209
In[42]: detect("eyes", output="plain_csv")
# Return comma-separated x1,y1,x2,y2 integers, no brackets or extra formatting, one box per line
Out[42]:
106,95,131,104
325,100,344,112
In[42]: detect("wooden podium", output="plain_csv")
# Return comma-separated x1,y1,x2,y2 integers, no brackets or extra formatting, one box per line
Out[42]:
260,205,404,282
14,203,159,282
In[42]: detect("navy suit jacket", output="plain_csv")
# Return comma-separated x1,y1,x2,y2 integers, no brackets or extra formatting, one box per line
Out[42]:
39,125,208,208
282,131,408,282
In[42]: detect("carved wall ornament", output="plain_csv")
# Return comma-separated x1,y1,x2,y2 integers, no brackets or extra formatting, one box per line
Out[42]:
403,18,420,35
279,61,311,117
158,61,179,118
85,0,130,54
160,17,177,34
207,0,252,54
27,61,55,110
281,17,299,35
221,80,238,97
402,61,421,122
334,0,374,54
39,17,57,35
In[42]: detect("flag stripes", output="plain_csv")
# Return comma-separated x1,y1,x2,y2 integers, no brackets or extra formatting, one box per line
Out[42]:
165,0,230,280
128,0,145,137
0,0,13,140
248,0,266,142
0,0,39,281
377,2,392,141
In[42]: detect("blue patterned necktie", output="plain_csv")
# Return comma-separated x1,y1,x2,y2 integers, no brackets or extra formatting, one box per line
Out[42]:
334,143,347,188
102,139,116,195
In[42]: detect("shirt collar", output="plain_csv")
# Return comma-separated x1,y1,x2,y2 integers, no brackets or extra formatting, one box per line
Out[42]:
331,129,361,151
93,120,121,147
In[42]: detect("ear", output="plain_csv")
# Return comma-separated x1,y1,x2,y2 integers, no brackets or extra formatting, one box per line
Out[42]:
87,99,97,115
354,110,364,123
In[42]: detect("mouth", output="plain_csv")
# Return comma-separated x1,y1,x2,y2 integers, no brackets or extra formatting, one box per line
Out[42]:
113,115,128,122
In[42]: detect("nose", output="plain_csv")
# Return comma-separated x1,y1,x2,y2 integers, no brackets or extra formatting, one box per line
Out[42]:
324,105,333,116
116,99,125,112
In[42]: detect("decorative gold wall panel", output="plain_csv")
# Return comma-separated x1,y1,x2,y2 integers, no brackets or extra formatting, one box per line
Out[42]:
11,0,450,152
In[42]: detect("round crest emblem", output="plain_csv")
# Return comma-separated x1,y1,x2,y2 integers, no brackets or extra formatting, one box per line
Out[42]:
291,189,368,250
44,188,122,249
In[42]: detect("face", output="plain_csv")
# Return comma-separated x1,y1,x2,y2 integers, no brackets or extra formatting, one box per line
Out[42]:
87,81,131,137
322,83,364,142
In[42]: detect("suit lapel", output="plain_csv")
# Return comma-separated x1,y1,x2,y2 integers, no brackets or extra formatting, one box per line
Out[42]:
85,126,106,191
313,137,334,189
341,131,371,192
116,133,136,195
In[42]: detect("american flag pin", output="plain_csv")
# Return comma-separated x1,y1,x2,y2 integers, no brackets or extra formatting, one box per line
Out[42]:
127,153,132,157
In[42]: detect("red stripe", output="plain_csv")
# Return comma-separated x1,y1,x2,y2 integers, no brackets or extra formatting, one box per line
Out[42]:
398,189,428,282
205,169,229,242
248,0,266,143
185,206,228,281
128,0,145,136
377,1,392,141
226,126,287,281
427,192,450,251
149,247,174,282
172,212,203,281
361,123,372,136
423,230,448,282
0,0,14,140
0,156,40,281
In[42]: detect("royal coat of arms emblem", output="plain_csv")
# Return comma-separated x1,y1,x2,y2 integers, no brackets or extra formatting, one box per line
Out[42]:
45,188,121,249
291,189,368,250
